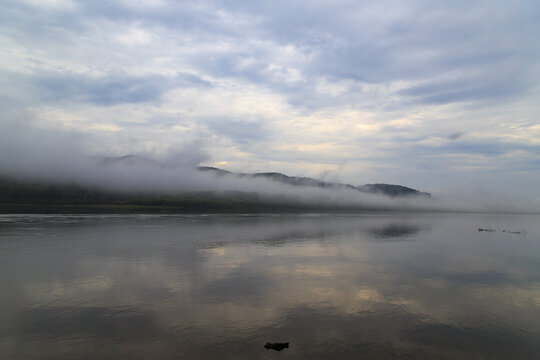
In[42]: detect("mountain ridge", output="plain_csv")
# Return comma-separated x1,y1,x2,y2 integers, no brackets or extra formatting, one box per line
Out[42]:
197,166,431,198
97,155,431,198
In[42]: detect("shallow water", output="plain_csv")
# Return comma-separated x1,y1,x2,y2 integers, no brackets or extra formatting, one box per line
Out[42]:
1,213,540,359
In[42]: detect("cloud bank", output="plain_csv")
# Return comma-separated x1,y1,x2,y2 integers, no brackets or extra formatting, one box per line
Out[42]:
0,119,431,210
2,119,537,213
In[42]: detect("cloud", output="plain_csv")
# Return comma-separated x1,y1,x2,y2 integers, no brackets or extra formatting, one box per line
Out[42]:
447,132,463,140
37,73,169,105
2,70,212,106
204,118,270,145
399,70,532,105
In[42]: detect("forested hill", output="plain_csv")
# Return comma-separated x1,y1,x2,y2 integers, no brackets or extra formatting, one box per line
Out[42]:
0,163,431,213
197,167,431,198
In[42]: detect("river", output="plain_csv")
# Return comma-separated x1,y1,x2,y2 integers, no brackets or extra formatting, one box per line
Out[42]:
1,213,539,359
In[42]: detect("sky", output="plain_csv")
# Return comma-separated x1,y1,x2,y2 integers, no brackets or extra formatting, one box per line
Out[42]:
1,0,540,206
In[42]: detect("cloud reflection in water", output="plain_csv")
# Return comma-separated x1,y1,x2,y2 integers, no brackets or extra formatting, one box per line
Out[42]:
0,214,540,359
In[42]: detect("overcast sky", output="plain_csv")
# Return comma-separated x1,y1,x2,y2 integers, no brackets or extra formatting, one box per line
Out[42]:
1,0,540,203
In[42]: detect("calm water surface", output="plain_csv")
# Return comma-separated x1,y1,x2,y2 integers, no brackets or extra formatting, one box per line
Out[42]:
1,213,540,359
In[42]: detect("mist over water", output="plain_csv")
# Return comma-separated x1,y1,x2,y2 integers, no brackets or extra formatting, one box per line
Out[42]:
2,120,537,213
1,213,540,359
0,120,428,210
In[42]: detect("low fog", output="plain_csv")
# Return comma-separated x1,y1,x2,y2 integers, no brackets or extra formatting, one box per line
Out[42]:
0,120,536,213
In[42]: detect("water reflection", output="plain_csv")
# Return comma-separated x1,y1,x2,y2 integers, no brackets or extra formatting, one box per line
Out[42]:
367,223,423,240
0,214,539,359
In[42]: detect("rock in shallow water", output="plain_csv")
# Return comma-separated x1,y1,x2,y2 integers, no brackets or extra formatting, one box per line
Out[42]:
264,342,289,351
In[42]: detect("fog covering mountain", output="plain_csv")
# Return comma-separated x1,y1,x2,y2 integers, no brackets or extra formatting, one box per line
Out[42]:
0,153,439,213
197,166,431,198
0,134,535,213
93,155,431,199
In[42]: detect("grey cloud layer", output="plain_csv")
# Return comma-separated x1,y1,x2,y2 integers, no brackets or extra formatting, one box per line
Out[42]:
5,0,537,108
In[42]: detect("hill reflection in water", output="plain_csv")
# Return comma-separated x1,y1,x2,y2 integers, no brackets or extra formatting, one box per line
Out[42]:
0,213,539,359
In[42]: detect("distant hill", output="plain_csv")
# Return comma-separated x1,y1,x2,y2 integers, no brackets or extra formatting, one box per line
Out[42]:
0,156,431,213
197,166,431,198
97,155,431,198
97,154,163,167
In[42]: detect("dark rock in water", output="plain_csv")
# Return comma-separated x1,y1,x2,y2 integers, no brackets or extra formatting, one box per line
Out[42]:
264,342,289,351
